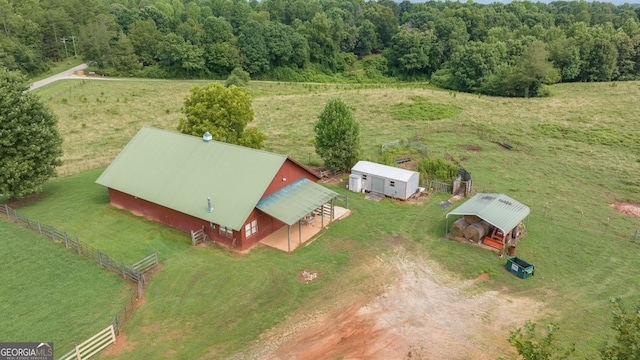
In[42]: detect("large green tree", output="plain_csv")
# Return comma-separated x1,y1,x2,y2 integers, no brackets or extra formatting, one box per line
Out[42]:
0,69,62,199
314,97,360,173
177,83,265,149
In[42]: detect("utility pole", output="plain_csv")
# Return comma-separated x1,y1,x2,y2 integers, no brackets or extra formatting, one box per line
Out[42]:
70,35,77,56
61,37,68,58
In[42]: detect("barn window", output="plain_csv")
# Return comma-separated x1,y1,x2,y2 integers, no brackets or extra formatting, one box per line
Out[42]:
219,225,233,238
390,180,395,187
362,174,367,180
245,219,258,237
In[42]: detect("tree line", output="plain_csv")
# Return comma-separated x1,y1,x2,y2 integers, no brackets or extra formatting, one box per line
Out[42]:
2,0,640,96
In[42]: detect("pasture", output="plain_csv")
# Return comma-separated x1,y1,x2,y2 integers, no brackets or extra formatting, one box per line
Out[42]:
0,220,131,356
12,77,640,357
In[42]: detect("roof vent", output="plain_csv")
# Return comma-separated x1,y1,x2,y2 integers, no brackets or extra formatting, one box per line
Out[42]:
203,132,213,142
207,197,214,213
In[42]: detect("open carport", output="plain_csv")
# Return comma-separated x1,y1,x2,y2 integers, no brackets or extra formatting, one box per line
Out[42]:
445,193,530,251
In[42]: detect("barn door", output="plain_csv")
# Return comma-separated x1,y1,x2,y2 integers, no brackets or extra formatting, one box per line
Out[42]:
371,177,384,194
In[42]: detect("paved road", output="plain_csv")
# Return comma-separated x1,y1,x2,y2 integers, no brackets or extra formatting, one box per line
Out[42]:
29,63,89,91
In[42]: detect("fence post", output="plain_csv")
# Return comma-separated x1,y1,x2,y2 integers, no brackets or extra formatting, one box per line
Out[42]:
13,209,18,221
634,230,639,243
121,262,126,279
64,232,69,248
37,221,42,234
113,315,120,334
98,250,102,266
137,278,143,298
74,344,81,360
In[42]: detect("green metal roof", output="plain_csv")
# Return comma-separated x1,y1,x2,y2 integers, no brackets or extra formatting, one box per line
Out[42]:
446,193,530,234
256,178,337,225
96,126,286,230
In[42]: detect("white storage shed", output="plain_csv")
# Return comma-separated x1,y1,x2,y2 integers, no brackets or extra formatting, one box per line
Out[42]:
350,161,420,200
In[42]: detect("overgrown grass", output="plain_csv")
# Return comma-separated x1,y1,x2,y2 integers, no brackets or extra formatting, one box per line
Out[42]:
15,78,640,357
0,220,131,357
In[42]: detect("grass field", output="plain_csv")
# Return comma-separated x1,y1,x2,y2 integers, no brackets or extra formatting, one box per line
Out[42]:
0,220,131,357
12,77,640,357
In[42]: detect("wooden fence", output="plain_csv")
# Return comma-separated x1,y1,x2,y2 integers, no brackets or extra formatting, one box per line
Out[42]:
422,178,472,196
422,178,453,194
190,226,209,246
0,203,159,360
1,204,157,295
57,325,116,360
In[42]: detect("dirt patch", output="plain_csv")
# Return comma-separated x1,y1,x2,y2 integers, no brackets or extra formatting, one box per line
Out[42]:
239,250,544,360
296,269,321,284
101,332,137,357
611,201,640,218
457,144,483,152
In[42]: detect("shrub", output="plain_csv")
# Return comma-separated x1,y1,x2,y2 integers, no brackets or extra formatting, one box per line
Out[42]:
417,157,458,181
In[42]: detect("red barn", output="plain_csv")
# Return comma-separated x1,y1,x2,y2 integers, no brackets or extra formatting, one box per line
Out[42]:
96,126,338,251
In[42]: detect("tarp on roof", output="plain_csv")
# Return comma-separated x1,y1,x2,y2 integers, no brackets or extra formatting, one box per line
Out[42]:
351,161,418,182
96,126,287,231
256,178,337,225
446,193,530,234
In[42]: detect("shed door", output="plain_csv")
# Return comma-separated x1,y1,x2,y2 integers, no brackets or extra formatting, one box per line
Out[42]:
371,176,384,193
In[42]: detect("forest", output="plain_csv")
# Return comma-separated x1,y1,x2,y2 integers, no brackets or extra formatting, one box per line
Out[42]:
2,0,640,96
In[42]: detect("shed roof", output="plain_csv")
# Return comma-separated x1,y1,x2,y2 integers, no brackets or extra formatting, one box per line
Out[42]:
446,193,530,234
351,161,418,182
96,126,286,231
256,178,337,225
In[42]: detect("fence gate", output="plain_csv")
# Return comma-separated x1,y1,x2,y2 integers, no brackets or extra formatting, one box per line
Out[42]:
191,226,209,246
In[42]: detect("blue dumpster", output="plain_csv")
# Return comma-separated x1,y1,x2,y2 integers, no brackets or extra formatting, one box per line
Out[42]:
506,257,534,279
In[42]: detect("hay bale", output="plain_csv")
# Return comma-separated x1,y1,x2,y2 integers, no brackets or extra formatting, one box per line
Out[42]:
464,215,481,224
450,218,469,238
479,220,491,235
464,222,488,243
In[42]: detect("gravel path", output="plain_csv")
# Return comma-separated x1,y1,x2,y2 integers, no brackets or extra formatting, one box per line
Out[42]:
29,63,89,91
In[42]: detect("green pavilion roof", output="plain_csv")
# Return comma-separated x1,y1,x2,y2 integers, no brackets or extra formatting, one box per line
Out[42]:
256,178,338,225
446,193,530,234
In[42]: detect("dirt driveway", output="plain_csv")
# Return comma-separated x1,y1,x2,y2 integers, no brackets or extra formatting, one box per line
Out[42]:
236,248,544,360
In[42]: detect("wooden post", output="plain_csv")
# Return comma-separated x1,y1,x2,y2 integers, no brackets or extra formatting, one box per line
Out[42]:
64,232,69,248
113,315,120,334
98,250,102,266
74,344,81,360
137,278,143,298
37,221,42,234
634,230,639,243
121,262,126,278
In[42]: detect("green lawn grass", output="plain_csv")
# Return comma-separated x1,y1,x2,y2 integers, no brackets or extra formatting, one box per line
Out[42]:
12,78,640,358
0,220,131,357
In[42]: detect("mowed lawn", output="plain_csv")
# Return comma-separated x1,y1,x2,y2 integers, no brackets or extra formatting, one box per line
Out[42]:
0,219,132,357
13,78,640,357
